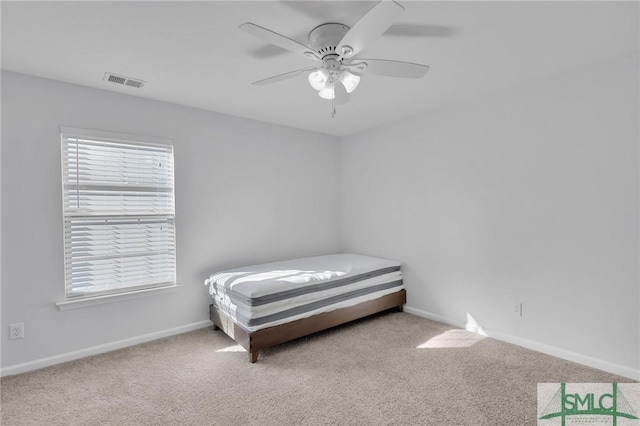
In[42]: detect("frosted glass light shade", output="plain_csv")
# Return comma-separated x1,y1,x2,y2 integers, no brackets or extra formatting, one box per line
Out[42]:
339,70,360,93
318,81,335,100
308,68,329,91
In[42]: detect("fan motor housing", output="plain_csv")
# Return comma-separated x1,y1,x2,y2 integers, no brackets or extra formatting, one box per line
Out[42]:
308,23,350,59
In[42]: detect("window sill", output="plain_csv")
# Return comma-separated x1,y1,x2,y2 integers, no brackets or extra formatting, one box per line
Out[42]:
56,284,182,311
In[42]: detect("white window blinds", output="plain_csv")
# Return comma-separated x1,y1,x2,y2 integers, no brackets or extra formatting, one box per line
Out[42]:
61,128,176,299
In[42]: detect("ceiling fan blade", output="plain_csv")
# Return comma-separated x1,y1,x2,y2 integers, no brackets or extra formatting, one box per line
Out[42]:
337,0,404,59
239,22,321,62
334,80,350,105
252,67,318,86
355,59,429,78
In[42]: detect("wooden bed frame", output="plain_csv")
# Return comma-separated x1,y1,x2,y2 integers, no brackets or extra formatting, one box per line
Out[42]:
209,289,406,363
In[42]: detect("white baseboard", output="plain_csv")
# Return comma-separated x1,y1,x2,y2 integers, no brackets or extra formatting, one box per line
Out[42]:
0,320,213,377
3,309,638,381
404,305,639,381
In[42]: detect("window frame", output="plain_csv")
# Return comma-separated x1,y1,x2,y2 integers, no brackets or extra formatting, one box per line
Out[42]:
59,127,176,304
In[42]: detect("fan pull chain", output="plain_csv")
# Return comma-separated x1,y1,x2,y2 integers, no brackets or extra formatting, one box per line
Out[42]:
332,97,336,118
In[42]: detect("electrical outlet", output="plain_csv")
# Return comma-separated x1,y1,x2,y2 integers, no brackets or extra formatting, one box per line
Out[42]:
511,303,521,316
9,323,24,339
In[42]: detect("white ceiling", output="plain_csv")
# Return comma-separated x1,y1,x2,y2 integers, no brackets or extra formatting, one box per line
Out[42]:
2,1,638,137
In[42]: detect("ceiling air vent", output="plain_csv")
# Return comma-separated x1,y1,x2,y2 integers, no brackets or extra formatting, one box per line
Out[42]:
103,72,146,89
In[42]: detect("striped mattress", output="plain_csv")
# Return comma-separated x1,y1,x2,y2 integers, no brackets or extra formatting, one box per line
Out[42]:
205,253,404,332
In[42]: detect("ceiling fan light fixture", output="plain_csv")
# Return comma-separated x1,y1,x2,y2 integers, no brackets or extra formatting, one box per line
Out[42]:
240,0,430,113
318,81,335,100
339,70,361,93
308,68,329,91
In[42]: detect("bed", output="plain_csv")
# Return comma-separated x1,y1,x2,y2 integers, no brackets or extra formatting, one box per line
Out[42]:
205,253,406,362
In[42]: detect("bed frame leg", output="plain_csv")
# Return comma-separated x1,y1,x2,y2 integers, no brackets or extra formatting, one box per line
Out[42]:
212,323,220,330
249,350,259,363
398,304,404,312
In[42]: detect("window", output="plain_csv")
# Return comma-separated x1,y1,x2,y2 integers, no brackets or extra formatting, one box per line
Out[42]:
61,127,176,300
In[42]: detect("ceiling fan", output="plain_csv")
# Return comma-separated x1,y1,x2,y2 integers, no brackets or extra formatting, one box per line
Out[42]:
239,0,429,115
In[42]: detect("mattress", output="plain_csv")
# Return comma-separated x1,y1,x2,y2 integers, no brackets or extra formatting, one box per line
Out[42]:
205,253,404,332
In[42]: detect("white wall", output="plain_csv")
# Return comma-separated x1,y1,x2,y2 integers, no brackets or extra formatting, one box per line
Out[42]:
341,53,639,378
1,71,341,370
3,52,639,378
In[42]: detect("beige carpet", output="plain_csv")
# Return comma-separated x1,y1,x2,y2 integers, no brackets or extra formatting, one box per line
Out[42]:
1,312,634,425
